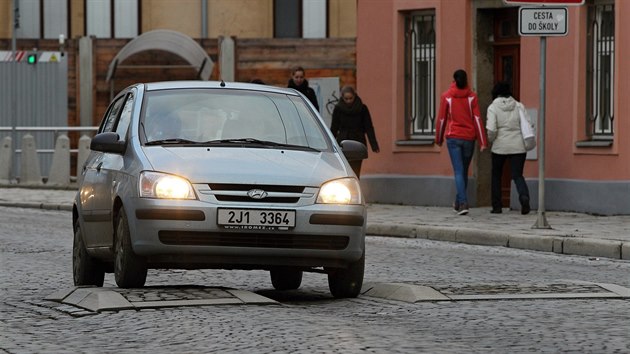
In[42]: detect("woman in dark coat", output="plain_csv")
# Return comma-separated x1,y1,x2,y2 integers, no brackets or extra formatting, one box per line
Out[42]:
287,66,319,111
331,86,380,177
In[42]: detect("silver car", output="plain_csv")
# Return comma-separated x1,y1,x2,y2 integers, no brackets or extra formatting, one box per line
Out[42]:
73,81,368,298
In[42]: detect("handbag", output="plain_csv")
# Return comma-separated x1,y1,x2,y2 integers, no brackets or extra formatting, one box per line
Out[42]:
518,104,536,151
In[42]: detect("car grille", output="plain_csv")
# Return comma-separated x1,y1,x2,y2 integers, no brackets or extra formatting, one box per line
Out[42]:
159,231,349,250
207,183,306,203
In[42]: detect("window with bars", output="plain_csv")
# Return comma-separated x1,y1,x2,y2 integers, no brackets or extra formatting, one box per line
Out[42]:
586,1,614,140
404,11,436,141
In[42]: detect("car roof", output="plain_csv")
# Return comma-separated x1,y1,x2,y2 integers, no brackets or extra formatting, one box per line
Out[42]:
143,80,300,96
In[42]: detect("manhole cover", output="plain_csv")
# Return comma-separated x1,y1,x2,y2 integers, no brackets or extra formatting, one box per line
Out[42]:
361,281,630,303
433,283,608,296
120,286,235,302
45,285,277,313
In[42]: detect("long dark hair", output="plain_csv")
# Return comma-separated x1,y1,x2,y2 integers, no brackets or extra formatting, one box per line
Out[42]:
453,69,468,89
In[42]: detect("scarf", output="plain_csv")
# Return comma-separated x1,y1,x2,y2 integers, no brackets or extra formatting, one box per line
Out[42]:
288,79,311,96
336,95,363,115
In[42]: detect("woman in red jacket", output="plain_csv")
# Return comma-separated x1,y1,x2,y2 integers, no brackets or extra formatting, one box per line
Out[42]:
435,69,488,215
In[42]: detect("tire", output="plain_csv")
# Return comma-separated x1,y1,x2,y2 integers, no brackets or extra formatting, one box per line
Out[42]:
327,253,365,298
114,207,147,288
270,268,303,290
73,220,105,286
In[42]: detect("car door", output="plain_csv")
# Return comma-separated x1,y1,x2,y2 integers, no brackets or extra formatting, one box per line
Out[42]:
79,92,132,248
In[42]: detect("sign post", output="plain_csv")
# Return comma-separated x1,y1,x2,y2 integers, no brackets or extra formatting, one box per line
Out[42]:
533,36,551,229
509,0,582,229
519,7,569,229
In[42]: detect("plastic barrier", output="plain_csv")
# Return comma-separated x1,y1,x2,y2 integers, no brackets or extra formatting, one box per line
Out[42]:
0,134,92,187
48,135,71,186
0,136,12,184
20,134,43,185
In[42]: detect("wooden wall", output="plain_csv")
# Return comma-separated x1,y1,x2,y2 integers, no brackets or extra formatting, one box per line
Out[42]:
1,36,356,129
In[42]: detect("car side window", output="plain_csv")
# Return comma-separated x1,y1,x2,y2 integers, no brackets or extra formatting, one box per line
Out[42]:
99,96,126,134
115,92,135,140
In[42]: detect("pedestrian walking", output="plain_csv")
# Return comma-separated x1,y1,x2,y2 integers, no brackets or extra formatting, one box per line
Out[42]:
288,66,320,111
330,86,380,177
486,81,532,214
435,69,488,215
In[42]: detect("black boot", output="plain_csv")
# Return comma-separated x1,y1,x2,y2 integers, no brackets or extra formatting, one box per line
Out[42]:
520,195,531,215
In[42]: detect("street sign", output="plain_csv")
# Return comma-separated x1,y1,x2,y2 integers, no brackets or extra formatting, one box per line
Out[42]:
504,0,584,5
39,52,63,62
519,7,568,36
0,51,63,63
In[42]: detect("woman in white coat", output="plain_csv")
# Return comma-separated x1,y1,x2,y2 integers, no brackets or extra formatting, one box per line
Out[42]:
486,81,532,215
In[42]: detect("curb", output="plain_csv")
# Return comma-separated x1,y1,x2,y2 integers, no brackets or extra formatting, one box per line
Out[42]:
0,202,73,211
366,224,627,261
1,202,625,260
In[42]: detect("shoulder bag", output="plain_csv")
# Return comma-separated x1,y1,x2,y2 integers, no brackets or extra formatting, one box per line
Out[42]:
518,104,536,151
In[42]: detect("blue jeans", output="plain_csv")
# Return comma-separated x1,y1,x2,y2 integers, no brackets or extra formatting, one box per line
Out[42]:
446,138,475,205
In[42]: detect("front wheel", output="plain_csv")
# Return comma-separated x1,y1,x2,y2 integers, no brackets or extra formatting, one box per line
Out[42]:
114,207,147,288
270,268,303,290
73,220,105,286
327,253,365,298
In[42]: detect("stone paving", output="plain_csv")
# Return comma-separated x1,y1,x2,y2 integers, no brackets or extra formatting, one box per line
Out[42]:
0,186,629,259
2,208,630,353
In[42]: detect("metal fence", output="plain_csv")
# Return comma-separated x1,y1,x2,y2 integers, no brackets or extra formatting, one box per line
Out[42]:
0,58,73,181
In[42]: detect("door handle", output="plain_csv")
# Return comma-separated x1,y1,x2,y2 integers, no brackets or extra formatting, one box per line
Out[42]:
96,162,103,172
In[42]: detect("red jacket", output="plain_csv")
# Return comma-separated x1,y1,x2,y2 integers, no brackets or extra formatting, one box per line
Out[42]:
435,82,488,148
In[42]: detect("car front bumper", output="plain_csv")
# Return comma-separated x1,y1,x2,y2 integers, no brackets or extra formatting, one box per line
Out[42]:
124,197,366,270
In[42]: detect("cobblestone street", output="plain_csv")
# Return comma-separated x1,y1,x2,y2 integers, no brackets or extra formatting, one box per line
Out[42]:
2,207,629,353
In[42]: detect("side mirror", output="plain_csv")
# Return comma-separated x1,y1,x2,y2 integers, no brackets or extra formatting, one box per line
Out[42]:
339,140,367,161
90,132,126,154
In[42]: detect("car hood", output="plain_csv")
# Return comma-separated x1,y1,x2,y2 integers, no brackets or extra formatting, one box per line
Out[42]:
141,146,350,186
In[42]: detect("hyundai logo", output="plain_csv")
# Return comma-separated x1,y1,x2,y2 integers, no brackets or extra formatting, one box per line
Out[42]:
247,189,268,199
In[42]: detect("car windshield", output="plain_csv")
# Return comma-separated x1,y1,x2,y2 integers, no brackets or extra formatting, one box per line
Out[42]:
141,88,330,151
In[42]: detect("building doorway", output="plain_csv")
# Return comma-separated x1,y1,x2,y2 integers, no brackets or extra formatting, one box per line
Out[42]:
492,8,521,208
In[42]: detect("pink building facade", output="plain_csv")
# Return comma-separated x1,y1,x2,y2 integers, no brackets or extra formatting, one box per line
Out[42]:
356,0,629,215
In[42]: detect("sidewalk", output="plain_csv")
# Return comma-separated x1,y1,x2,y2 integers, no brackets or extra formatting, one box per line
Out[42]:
1,186,628,260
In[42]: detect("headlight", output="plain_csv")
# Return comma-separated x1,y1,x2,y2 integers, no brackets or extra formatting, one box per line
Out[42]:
139,171,196,199
316,178,362,205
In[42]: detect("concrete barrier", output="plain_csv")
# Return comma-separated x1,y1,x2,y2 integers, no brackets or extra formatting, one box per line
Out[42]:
76,135,91,184
1,134,93,186
20,134,43,185
0,136,11,183
48,134,71,186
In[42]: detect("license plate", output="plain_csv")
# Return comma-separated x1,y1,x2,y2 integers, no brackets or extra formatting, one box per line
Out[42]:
217,208,296,228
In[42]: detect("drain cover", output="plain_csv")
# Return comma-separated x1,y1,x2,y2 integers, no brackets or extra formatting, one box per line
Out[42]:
361,281,630,303
45,285,277,313
434,282,608,296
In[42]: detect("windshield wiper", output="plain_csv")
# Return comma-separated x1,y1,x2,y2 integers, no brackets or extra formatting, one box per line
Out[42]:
204,138,320,151
145,138,198,146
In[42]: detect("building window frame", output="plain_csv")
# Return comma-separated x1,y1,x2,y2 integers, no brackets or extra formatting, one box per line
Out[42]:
274,0,328,39
14,0,69,39
85,0,139,39
403,10,436,143
585,1,615,141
